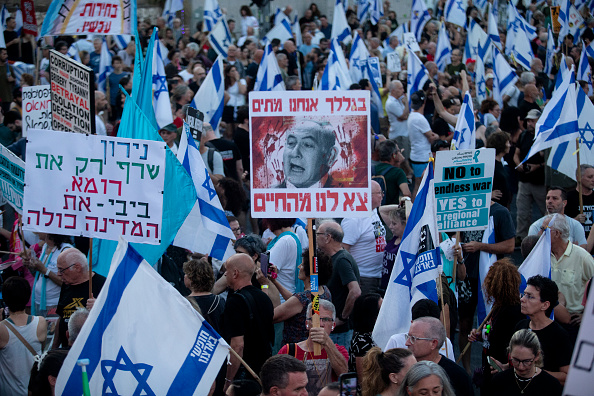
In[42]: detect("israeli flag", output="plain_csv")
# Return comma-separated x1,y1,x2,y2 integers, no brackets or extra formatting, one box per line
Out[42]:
391,22,409,44
357,0,372,24
292,14,303,47
488,9,502,50
445,0,467,28
254,44,286,91
203,0,223,32
152,36,174,129
11,62,35,87
492,45,518,107
475,0,489,15
465,19,490,63
411,0,431,40
451,91,476,150
274,7,291,26
518,228,552,291
55,239,229,395
67,43,81,62
97,38,113,93
558,0,571,47
321,39,353,90
544,26,556,75
577,41,594,96
568,5,585,45
407,51,429,103
506,7,534,71
162,0,182,26
350,31,370,83
475,55,487,103
520,66,578,166
209,17,233,58
14,9,22,36
113,35,132,51
191,56,225,137
331,0,352,44
261,19,293,45
366,61,383,110
372,161,441,349
477,217,496,325
435,22,451,72
556,54,569,92
0,5,8,29
174,124,236,260
369,0,384,25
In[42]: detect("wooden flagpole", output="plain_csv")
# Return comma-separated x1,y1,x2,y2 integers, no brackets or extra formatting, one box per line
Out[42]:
307,219,322,356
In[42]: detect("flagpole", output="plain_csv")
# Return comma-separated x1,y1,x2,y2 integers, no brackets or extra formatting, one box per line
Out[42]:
307,218,322,356
452,231,460,287
576,137,584,215
456,307,493,363
88,238,93,299
227,347,262,386
437,273,449,358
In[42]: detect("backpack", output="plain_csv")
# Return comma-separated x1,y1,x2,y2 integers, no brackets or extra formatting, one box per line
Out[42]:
371,164,391,205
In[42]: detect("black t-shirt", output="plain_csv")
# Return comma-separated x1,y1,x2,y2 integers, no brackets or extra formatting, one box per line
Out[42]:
438,355,474,396
566,189,594,236
486,305,526,363
234,127,250,174
432,116,452,138
3,31,18,61
192,294,225,334
516,130,545,184
492,161,511,207
220,285,274,373
56,274,106,348
514,319,573,372
518,101,541,121
327,249,360,333
491,368,562,396
206,139,242,181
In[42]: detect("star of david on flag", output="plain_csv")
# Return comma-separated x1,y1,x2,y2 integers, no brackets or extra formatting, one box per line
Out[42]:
152,35,174,129
373,161,441,349
451,91,476,150
55,239,229,395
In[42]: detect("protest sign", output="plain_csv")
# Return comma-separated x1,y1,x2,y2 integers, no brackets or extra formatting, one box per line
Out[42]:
22,86,51,137
23,129,166,244
434,149,495,232
20,0,37,36
186,107,204,141
368,56,383,87
49,50,95,134
0,144,25,214
403,32,422,52
551,6,560,34
250,91,371,218
387,52,402,73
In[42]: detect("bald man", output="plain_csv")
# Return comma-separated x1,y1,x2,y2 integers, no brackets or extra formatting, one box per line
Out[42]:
518,83,541,120
221,254,274,389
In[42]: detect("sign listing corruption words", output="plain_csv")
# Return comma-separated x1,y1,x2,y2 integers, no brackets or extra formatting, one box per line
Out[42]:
434,149,495,232
250,90,371,218
49,50,95,134
22,86,51,137
0,144,25,214
23,129,166,244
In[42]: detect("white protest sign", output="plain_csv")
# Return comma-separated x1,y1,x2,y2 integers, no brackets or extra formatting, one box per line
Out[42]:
0,144,25,214
49,50,95,134
23,129,166,244
403,32,421,52
434,149,495,232
22,86,51,137
387,52,402,73
368,56,383,88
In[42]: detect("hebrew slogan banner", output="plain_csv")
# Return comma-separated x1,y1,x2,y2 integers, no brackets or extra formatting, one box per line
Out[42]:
23,129,165,244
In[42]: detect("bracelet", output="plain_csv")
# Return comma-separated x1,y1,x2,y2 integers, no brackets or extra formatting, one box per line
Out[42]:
45,267,51,277
261,285,269,289
225,378,232,383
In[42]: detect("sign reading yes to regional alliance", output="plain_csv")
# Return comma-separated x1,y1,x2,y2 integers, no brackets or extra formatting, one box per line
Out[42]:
434,149,495,232
23,129,166,244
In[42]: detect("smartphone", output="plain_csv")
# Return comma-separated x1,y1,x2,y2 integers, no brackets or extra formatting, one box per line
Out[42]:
259,252,270,276
487,356,503,372
339,372,358,396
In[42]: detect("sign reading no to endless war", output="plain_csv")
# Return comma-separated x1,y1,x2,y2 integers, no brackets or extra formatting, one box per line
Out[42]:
22,86,51,137
434,149,495,232
23,129,166,244
49,50,95,134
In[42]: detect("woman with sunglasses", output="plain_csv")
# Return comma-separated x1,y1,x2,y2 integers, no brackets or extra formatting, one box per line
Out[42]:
491,329,562,395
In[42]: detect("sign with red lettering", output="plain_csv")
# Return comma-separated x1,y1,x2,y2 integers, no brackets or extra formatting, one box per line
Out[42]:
49,50,95,134
250,91,371,218
22,86,51,137
23,129,166,244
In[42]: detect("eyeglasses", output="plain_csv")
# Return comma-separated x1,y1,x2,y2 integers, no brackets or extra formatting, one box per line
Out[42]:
405,334,435,344
231,226,242,234
58,263,76,274
316,232,328,236
306,317,334,323
510,357,535,367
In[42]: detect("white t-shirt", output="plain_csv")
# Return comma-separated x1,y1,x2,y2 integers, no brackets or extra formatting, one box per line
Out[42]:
241,15,259,36
384,333,455,361
504,85,520,108
201,148,225,176
408,111,432,163
386,95,408,138
341,208,386,278
95,115,106,136
528,215,587,245
34,243,73,308
269,234,299,301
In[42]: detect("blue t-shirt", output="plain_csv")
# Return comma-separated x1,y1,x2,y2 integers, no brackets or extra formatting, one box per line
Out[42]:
108,72,129,105
89,51,101,74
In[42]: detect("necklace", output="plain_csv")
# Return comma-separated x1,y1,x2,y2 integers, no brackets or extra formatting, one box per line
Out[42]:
514,368,538,394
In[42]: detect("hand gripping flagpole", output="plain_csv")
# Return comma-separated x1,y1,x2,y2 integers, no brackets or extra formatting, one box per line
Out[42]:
456,308,493,363
308,218,322,356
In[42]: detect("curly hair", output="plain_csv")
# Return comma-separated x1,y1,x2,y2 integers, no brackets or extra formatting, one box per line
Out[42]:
483,258,521,307
183,258,215,293
217,177,246,216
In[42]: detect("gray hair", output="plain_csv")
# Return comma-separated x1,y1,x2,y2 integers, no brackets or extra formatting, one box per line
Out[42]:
307,299,336,321
520,71,536,85
276,53,287,62
413,316,446,348
286,76,301,90
320,220,344,243
397,361,455,396
60,248,89,271
67,307,89,344
234,234,266,257
547,214,570,241
580,164,594,176
186,42,199,52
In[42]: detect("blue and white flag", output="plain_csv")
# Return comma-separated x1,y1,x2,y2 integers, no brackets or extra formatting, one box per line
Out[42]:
274,7,291,26
475,55,487,103
544,26,556,75
56,239,229,396
321,39,353,90
492,45,518,107
488,9,502,50
407,51,429,102
292,14,303,47
261,19,293,45
191,56,225,136
520,65,578,165
331,0,352,44
410,0,431,40
568,5,585,45
391,22,409,44
577,41,593,96
11,62,35,87
475,0,490,15
14,9,22,36
507,16,534,70
372,162,441,349
435,22,451,72
451,91,476,150
67,43,81,62
477,217,496,325
209,17,233,58
366,61,382,110
445,0,467,27
349,31,370,83
558,0,571,47
97,38,112,93
357,0,372,24
0,18,4,49
203,0,223,32
254,44,286,91
556,54,569,92
518,228,551,291
174,125,236,260
369,0,384,25
465,19,490,63
0,5,8,29
113,35,132,51
153,36,174,129
163,0,183,26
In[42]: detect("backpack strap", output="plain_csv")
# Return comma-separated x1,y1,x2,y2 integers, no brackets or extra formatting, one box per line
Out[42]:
288,343,297,358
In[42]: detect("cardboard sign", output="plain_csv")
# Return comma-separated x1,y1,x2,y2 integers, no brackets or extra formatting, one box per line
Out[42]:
22,86,51,137
403,32,421,52
434,149,495,232
186,107,204,142
49,50,95,134
387,52,402,73
551,6,561,34
249,91,371,218
0,144,25,214
368,56,383,88
23,129,166,244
